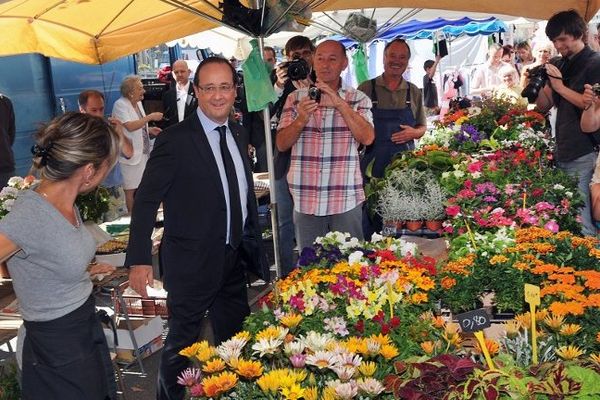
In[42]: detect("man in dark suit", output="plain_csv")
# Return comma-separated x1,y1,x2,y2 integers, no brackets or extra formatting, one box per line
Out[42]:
125,56,268,400
161,59,197,128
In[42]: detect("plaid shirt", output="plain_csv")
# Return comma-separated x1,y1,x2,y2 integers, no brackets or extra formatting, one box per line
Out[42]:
278,86,373,216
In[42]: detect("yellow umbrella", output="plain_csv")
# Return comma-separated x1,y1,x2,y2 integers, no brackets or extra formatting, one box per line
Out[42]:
1,0,599,65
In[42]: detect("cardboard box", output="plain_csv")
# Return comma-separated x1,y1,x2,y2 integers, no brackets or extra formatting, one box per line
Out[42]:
115,335,164,363
95,251,126,267
103,316,163,352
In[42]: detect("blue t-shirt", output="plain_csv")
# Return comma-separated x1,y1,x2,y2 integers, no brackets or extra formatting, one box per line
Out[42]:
102,163,123,188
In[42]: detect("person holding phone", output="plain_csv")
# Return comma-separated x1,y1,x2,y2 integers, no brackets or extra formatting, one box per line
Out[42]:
276,40,374,251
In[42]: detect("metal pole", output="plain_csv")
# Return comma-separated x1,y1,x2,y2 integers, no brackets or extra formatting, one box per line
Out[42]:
255,36,282,280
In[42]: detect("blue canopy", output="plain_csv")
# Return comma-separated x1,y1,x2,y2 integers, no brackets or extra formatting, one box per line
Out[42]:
336,16,507,46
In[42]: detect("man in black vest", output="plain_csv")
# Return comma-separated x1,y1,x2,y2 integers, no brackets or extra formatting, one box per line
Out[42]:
531,9,600,236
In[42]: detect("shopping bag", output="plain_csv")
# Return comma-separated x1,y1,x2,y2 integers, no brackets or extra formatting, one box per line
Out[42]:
242,39,279,112
353,44,369,86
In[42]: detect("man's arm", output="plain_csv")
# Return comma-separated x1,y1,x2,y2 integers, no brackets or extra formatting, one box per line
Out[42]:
535,83,554,113
276,95,318,151
581,84,600,132
545,63,588,110
427,55,442,78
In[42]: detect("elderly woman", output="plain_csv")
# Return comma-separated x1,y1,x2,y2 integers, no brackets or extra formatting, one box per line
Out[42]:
112,75,163,212
520,41,555,88
493,64,528,108
0,113,120,399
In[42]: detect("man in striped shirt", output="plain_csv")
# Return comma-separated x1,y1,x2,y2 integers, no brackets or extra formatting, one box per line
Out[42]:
276,40,375,252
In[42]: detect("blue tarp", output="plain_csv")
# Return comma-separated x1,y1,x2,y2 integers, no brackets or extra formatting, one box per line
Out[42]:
336,17,506,46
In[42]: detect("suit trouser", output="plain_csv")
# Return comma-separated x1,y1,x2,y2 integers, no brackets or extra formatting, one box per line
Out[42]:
156,246,250,400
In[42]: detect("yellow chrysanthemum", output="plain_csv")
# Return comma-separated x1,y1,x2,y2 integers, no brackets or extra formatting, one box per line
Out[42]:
280,313,303,329
420,341,436,355
514,312,531,328
358,361,377,377
380,344,400,360
303,386,319,400
544,314,565,332
256,325,288,341
555,345,585,360
559,324,582,336
280,383,305,400
504,320,522,339
179,340,210,358
202,358,226,373
201,371,238,398
322,386,338,400
233,331,251,342
590,353,600,365
235,359,263,379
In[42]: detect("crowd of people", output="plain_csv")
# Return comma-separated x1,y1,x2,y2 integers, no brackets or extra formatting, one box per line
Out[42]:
1,7,600,400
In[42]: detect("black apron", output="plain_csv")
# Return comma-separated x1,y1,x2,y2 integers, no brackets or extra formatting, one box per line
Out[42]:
22,295,116,400
360,78,417,178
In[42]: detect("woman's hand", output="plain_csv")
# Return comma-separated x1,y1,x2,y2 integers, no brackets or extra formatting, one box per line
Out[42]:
146,112,163,122
88,262,116,279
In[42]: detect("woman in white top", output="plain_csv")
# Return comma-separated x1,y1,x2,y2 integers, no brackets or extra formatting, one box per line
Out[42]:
112,75,163,212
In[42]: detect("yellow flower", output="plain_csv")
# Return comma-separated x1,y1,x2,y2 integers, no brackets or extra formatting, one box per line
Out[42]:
357,361,377,377
280,383,305,400
201,371,238,397
256,325,288,341
179,340,210,358
555,345,584,360
321,386,338,400
514,312,531,328
475,339,500,356
303,386,319,400
235,359,263,379
504,320,522,339
559,324,582,337
233,331,251,342
380,344,400,360
202,358,226,373
543,314,565,332
420,341,436,355
280,313,303,329
590,353,600,365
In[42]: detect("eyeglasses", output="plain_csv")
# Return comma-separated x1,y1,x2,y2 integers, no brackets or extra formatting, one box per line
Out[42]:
197,84,236,94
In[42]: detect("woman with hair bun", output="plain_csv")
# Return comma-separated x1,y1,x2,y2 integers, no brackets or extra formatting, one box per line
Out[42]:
0,112,120,399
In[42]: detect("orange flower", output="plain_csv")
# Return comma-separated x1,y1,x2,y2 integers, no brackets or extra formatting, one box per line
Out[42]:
235,359,263,379
441,277,457,289
420,341,436,355
559,324,582,336
475,339,500,356
202,358,226,373
411,292,428,304
202,371,238,397
549,301,585,316
489,255,508,265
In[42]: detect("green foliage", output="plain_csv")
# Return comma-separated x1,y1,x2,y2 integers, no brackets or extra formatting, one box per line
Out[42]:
75,187,110,222
0,361,20,400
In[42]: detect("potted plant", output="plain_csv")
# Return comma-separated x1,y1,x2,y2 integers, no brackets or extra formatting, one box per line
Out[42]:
398,194,427,231
422,180,448,231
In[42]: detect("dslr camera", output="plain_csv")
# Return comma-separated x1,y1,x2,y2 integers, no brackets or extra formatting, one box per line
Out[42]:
592,83,600,96
522,65,549,104
281,55,310,81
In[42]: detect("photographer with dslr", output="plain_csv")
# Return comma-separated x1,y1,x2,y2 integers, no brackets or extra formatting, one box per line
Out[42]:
529,9,600,236
270,36,316,277
276,40,374,251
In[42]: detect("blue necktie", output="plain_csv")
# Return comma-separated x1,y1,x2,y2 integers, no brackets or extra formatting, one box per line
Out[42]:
216,126,242,248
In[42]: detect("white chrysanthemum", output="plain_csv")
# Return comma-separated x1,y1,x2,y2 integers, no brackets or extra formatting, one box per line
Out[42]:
328,379,358,400
283,340,305,356
366,339,382,356
251,337,284,358
216,337,246,362
332,365,357,381
301,331,334,352
370,232,383,243
7,177,23,187
348,251,363,265
553,184,565,190
331,352,362,368
357,377,385,395
305,350,336,369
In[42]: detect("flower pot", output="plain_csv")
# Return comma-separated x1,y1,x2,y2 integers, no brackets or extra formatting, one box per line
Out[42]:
382,220,398,237
0,261,10,279
425,219,444,231
405,220,423,232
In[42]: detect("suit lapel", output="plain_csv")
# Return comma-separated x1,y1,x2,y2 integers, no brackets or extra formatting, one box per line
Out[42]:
189,115,227,204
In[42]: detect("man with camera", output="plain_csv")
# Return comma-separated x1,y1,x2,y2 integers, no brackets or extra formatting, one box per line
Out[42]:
270,35,316,277
276,40,374,251
530,9,600,236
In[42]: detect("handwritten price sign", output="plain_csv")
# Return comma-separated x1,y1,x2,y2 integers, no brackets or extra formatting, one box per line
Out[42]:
456,308,491,333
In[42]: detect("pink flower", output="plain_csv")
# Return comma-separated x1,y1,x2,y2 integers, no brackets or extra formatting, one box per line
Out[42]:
544,220,559,233
190,384,205,397
535,202,555,213
467,161,484,173
290,353,306,368
177,367,201,387
446,205,462,217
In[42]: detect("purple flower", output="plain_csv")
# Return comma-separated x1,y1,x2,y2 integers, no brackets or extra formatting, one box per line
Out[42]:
298,247,317,266
290,353,307,368
483,196,497,202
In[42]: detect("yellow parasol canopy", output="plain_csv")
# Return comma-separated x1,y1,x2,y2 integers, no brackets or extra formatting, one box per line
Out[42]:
0,0,599,64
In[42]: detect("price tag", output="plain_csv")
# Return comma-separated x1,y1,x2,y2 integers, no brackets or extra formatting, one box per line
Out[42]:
524,284,540,306
456,308,491,333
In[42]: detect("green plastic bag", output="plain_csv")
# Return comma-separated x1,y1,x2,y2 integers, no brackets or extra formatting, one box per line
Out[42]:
242,39,278,112
352,44,369,86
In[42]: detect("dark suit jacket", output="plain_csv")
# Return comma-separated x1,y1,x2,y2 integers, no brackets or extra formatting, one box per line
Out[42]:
124,113,269,295
161,83,197,128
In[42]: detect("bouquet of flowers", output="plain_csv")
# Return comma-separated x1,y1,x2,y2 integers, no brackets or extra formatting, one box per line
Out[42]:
0,176,37,220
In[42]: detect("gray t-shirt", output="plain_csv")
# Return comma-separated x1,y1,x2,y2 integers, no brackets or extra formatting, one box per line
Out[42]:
0,189,94,321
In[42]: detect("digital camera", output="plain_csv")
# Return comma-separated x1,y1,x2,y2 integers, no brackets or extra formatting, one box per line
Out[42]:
522,65,549,104
282,55,310,81
593,83,600,96
308,86,321,103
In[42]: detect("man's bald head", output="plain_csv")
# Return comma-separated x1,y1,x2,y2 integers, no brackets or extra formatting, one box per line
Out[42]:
172,60,191,85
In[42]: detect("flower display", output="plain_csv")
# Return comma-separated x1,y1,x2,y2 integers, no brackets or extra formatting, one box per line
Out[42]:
0,176,37,219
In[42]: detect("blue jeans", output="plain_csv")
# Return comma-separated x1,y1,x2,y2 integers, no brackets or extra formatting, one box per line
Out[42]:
274,176,296,277
557,151,598,236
